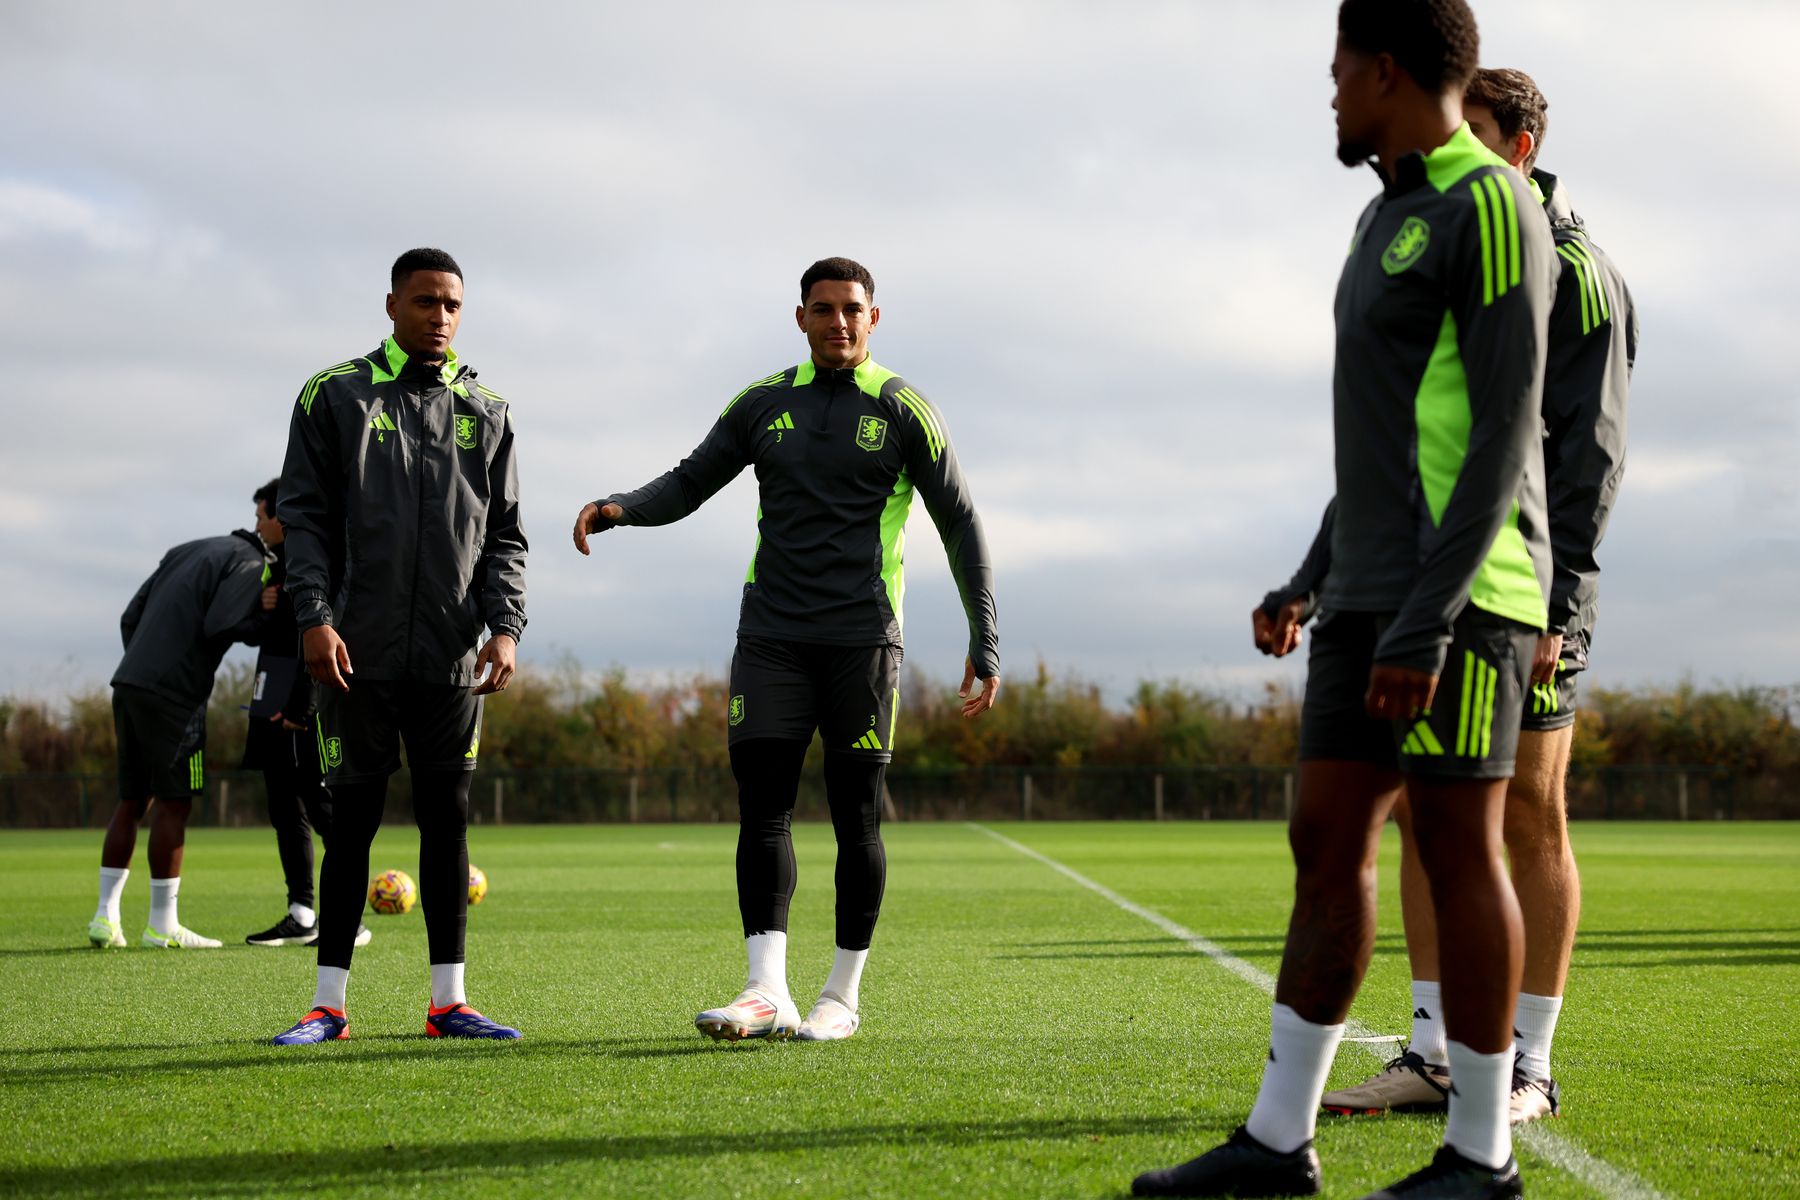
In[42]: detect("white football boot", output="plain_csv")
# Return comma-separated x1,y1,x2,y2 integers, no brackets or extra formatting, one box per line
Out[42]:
694,988,800,1042
796,992,861,1042
87,917,127,948
141,923,223,949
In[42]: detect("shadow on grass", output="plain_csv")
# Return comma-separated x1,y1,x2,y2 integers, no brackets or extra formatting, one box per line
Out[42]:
1577,951,1800,969
0,1115,1190,1197
0,1034,762,1084
0,946,111,958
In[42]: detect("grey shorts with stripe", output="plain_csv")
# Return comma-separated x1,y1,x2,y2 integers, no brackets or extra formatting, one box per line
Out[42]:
1299,607,1538,780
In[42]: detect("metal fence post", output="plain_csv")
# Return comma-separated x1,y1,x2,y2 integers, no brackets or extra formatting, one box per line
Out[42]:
1282,771,1295,820
628,774,639,823
494,777,504,826
1153,773,1164,821
1021,772,1033,821
219,779,230,827
1677,771,1688,821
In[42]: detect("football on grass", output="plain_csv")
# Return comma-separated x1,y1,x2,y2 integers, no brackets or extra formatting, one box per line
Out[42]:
468,864,488,905
368,869,417,914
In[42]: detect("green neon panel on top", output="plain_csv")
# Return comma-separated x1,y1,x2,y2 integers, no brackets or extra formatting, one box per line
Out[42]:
879,470,913,628
1412,310,1548,630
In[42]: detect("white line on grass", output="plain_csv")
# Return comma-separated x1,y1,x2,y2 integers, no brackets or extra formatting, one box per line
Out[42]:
970,823,1668,1200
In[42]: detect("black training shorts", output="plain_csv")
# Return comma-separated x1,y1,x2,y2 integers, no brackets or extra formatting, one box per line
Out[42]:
727,637,901,760
113,684,207,801
1299,606,1538,780
313,678,482,784
1519,635,1584,733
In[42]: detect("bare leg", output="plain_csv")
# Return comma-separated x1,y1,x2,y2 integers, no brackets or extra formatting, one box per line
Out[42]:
1506,727,1579,996
1273,760,1405,1022
147,797,193,879
1392,791,1441,981
100,798,149,870
1407,776,1521,1053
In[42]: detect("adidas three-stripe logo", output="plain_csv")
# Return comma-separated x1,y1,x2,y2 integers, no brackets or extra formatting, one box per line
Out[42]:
369,411,398,443
1468,172,1523,306
766,412,795,431
852,730,884,751
1557,235,1613,334
1456,650,1501,757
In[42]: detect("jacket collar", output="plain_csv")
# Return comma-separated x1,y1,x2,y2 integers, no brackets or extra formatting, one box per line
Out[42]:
231,528,276,562
791,355,896,400
1379,122,1511,197
369,335,464,388
1531,168,1583,232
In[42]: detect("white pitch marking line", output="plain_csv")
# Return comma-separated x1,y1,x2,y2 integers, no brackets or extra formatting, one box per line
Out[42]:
971,823,1668,1200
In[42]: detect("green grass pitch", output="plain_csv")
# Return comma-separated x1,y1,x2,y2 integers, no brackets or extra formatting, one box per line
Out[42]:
1,821,1794,1198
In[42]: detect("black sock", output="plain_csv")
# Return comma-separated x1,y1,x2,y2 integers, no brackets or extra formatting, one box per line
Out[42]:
316,779,386,970
731,738,808,937
824,753,887,951
413,769,472,966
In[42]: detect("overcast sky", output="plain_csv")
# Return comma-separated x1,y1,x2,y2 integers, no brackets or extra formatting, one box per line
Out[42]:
3,1,1797,706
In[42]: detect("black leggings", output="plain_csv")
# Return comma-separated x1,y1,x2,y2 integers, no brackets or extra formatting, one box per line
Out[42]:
264,754,332,910
731,739,887,951
316,769,472,970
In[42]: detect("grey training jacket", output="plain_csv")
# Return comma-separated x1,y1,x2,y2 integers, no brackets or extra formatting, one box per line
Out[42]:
1265,169,1635,669
593,357,999,679
112,530,274,707
278,337,528,686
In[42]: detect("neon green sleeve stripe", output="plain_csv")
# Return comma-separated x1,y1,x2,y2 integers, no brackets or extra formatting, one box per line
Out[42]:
1497,174,1521,290
720,370,785,419
1567,241,1610,323
1557,246,1593,333
1480,175,1510,300
895,388,945,461
1470,182,1495,306
300,363,359,414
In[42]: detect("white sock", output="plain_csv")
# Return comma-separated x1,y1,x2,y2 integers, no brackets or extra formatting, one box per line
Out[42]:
1512,992,1563,1082
1444,1040,1513,1169
821,946,869,1011
745,931,790,1002
95,867,129,924
148,877,180,932
431,962,467,1008
290,902,317,927
1245,1003,1346,1153
313,966,349,1012
1410,979,1448,1064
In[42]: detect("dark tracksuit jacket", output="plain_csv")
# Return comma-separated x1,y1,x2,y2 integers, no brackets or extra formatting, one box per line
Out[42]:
595,357,1000,679
278,336,528,685
113,530,274,707
241,545,320,770
1266,164,1635,669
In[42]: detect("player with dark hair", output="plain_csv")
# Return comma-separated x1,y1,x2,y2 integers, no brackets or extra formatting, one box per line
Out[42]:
89,503,276,949
270,247,527,1044
572,256,1000,1044
1296,65,1637,1127
240,478,371,950
1135,2,1553,1196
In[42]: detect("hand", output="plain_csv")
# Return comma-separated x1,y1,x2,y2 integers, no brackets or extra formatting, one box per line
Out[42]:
260,585,279,612
472,633,518,695
277,713,308,732
1252,598,1308,658
572,502,623,556
959,657,1000,718
302,625,353,692
1365,663,1438,720
1530,633,1563,686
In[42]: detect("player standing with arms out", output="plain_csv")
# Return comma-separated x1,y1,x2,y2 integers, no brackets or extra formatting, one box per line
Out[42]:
1270,68,1638,1125
89,507,275,949
240,478,372,950
572,257,1000,1043
270,249,527,1045
1134,2,1555,1196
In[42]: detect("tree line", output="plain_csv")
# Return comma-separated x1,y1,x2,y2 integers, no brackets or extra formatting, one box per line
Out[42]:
4,659,1798,777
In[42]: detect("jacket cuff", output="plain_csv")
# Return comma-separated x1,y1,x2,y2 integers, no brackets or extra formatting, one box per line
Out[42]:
292,590,333,631
489,620,524,645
